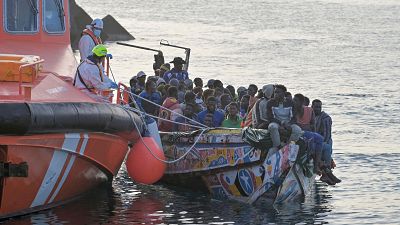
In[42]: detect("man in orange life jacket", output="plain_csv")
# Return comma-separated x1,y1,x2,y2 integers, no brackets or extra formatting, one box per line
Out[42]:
74,45,118,102
78,19,103,61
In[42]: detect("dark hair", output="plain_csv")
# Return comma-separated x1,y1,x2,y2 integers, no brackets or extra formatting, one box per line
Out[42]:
213,80,223,88
241,94,250,101
215,87,224,95
285,91,292,97
223,88,231,95
248,84,258,91
304,96,310,106
206,96,217,103
293,93,305,103
274,84,287,92
226,85,235,97
184,91,196,103
228,102,239,109
167,86,178,97
312,99,322,105
193,87,202,94
220,94,232,102
185,102,195,109
145,80,155,90
203,89,215,101
194,77,202,83
129,77,137,87
256,89,264,98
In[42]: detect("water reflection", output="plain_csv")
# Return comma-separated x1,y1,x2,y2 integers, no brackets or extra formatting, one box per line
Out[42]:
2,169,338,224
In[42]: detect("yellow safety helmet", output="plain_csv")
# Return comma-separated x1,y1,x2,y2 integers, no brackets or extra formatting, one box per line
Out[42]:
92,44,107,57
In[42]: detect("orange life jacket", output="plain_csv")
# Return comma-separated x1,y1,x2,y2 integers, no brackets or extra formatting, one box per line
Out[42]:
158,97,181,132
82,28,102,45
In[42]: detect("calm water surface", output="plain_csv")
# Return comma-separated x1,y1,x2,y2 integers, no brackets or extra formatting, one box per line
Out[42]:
4,0,400,224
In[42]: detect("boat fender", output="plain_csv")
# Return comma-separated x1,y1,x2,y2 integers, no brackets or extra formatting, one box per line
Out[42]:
126,137,166,184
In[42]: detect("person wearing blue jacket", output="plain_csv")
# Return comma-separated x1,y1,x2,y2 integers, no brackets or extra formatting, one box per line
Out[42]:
137,80,162,116
163,57,189,83
197,96,224,127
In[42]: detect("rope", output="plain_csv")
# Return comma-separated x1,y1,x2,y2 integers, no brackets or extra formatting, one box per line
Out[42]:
125,106,206,130
127,107,209,164
120,86,209,129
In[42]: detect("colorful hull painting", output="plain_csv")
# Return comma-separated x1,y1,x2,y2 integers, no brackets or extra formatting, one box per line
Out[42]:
161,129,315,204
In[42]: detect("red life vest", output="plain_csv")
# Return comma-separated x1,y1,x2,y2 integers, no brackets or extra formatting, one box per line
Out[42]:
81,28,102,45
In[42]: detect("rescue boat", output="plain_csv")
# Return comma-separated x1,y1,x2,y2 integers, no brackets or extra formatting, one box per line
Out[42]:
0,0,143,218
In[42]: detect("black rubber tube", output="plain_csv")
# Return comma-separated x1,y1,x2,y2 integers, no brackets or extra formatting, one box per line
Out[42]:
0,103,144,138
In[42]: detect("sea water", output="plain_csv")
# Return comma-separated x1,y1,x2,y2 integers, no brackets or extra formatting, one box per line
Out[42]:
6,0,400,224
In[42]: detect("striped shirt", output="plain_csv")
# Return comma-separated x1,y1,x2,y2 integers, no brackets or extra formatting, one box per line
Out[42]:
315,111,332,144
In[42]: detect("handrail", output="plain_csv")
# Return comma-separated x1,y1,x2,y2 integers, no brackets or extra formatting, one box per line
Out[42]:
18,59,44,95
116,82,130,105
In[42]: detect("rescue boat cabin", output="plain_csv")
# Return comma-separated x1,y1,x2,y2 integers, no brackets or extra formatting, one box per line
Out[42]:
0,0,94,102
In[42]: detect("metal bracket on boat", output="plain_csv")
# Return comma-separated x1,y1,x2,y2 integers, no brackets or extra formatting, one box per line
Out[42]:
0,162,28,178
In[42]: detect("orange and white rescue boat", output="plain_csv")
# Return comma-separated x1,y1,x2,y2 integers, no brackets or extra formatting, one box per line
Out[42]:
0,0,142,218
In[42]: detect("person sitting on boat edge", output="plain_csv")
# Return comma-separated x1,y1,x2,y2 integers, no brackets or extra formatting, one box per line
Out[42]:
158,86,183,132
137,80,162,117
293,94,323,174
73,45,117,102
198,96,225,127
252,84,274,129
163,57,189,83
78,19,103,61
265,84,303,154
312,99,341,184
293,93,315,132
173,103,199,132
222,102,242,128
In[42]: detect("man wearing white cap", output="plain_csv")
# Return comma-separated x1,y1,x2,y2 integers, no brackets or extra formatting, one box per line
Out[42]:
78,18,104,61
134,71,147,94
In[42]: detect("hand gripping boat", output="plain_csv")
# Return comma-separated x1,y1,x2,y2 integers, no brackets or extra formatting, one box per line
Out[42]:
0,0,143,218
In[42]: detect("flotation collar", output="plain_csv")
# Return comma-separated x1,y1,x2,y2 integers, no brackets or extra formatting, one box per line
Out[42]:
82,28,102,45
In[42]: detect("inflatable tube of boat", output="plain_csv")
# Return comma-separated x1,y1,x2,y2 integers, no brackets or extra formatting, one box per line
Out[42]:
0,102,144,140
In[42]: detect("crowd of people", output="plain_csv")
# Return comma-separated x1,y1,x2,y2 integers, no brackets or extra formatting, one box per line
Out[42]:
129,57,341,186
73,18,340,186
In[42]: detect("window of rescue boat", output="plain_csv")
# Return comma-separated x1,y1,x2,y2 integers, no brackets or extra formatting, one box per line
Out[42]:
4,0,39,33
43,0,66,34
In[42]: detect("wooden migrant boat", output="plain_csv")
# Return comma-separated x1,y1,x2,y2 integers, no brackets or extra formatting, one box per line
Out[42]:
160,128,315,204
0,0,143,218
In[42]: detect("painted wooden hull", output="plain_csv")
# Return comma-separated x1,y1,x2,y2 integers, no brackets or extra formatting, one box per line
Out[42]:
161,129,315,204
0,132,130,218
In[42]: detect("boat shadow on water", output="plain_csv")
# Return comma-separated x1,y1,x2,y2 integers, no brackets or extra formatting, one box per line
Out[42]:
1,169,333,224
